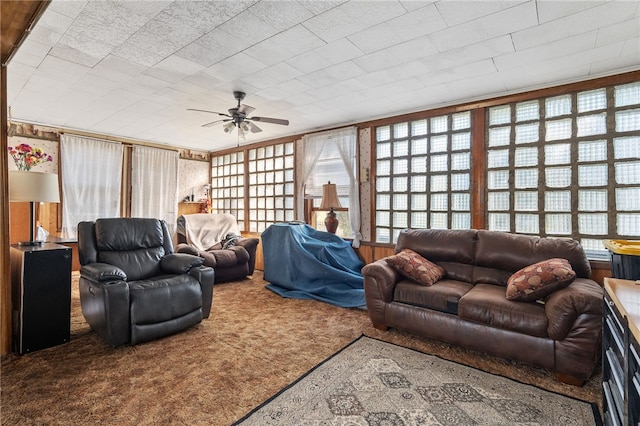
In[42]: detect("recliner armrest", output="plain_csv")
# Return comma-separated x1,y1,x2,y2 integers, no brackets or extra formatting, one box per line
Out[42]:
160,253,204,274
189,266,215,318
80,262,127,282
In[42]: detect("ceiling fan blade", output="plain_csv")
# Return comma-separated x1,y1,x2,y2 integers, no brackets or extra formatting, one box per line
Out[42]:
247,121,262,133
238,104,255,115
201,119,231,128
250,116,289,126
187,108,230,117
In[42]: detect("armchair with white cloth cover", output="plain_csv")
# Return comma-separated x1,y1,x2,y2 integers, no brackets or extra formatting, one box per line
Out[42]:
176,213,259,283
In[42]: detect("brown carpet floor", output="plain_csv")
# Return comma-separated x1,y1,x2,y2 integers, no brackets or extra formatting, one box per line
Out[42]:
1,271,602,425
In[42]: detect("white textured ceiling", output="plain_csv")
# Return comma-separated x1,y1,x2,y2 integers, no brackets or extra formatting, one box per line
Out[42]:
7,0,640,151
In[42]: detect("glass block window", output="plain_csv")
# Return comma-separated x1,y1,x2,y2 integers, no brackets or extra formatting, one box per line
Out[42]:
247,142,295,232
210,151,245,229
374,112,472,243
486,81,640,258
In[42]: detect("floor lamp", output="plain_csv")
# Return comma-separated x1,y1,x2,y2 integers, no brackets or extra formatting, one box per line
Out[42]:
320,181,342,234
9,171,60,246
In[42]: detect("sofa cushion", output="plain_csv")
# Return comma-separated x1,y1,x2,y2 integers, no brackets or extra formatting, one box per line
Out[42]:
385,249,445,286
394,279,473,314
129,274,202,324
506,258,576,302
458,284,549,338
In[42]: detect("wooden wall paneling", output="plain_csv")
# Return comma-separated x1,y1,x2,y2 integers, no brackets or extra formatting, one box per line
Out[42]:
471,108,486,229
1,61,11,355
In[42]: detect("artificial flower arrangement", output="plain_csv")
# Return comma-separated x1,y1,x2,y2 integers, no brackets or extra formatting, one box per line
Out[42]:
7,143,53,171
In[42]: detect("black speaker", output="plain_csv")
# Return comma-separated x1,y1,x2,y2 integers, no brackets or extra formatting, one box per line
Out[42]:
10,243,72,354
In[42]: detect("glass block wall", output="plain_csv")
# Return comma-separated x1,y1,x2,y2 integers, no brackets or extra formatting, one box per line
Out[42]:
374,112,472,243
210,151,245,229
247,142,295,232
486,81,640,258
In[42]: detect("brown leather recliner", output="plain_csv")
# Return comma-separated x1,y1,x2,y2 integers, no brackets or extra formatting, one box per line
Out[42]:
362,228,603,386
176,213,259,283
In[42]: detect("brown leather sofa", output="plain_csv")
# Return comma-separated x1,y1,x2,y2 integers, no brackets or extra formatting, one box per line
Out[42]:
362,228,603,385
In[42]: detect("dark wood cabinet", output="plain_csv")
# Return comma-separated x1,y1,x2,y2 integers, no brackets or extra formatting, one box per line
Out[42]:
10,243,72,354
603,278,640,426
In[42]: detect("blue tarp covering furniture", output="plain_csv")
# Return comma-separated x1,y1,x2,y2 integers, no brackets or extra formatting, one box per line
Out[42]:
262,223,365,308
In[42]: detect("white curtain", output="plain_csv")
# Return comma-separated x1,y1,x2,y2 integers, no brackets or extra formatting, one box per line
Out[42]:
334,129,362,247
130,146,178,233
299,127,361,247
61,135,123,239
296,136,326,220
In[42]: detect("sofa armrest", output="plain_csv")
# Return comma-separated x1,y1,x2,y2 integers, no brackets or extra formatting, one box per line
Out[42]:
237,238,259,274
189,266,215,319
176,243,200,256
160,253,204,274
362,259,401,328
545,278,604,341
80,263,127,282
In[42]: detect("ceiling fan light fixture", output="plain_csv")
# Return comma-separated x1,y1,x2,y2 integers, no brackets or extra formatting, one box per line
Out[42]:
239,121,250,132
223,122,235,133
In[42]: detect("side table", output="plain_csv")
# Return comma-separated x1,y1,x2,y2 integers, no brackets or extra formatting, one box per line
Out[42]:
10,243,72,354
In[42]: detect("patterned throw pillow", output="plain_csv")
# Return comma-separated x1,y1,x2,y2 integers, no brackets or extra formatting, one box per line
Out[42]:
506,258,576,302
385,249,446,286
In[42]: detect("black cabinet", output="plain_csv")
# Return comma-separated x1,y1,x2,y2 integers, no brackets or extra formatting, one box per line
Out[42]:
603,278,640,426
10,243,72,354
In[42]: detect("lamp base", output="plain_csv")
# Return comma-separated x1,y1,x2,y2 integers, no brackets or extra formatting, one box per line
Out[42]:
18,240,44,247
324,210,339,234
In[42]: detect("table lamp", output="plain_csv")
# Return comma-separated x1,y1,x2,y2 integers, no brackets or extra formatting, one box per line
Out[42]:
320,181,342,234
9,170,60,246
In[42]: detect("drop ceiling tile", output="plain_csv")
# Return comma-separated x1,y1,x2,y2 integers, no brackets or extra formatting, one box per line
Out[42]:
296,61,366,89
202,53,268,82
298,0,346,16
429,1,538,52
536,0,605,23
340,0,406,29
525,42,627,77
285,50,331,74
10,39,51,68
385,4,447,39
424,35,514,72
434,0,504,26
303,5,365,43
399,0,436,13
73,74,121,97
248,0,314,32
48,0,89,19
176,37,236,68
348,22,405,54
6,63,37,102
244,38,296,66
90,55,146,83
305,78,368,101
48,44,104,68
512,2,639,51
312,38,364,65
240,62,303,90
495,31,599,71
257,79,312,101
270,25,327,57
25,9,72,46
596,18,640,47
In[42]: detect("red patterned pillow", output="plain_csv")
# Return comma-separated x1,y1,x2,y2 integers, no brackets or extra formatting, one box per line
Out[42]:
506,258,576,302
385,249,445,286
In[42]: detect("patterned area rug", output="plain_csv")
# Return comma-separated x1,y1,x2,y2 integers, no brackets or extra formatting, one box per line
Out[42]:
234,336,598,425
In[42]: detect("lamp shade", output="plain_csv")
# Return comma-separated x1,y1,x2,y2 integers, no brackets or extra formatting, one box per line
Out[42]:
319,182,342,209
9,170,60,203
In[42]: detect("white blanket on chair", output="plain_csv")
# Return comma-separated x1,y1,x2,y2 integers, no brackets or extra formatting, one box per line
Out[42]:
181,213,241,251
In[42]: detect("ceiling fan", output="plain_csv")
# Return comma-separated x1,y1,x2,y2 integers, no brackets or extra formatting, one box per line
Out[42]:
188,91,289,138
